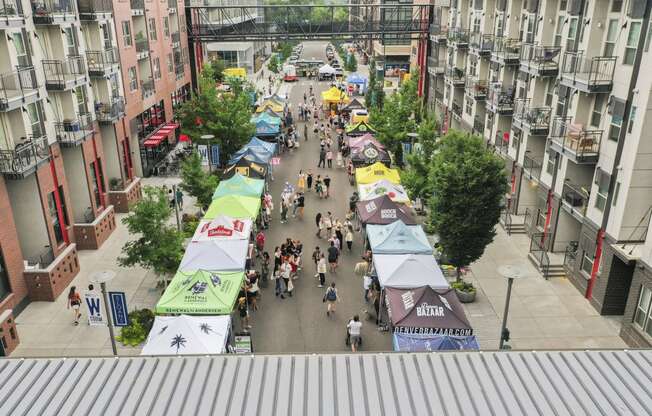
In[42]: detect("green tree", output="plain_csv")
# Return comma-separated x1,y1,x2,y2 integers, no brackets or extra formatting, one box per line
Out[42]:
180,151,219,209
400,116,439,201
428,131,506,281
268,54,279,73
209,59,226,82
176,63,255,164
366,58,385,110
345,53,358,72
119,187,185,281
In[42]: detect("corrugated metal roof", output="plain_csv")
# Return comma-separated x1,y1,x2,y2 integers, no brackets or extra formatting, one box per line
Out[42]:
0,350,651,416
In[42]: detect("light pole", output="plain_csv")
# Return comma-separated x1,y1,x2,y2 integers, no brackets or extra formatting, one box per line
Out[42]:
89,270,118,356
497,265,524,349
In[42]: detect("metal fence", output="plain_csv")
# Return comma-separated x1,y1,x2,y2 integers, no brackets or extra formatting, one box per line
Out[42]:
0,135,49,176
0,67,38,109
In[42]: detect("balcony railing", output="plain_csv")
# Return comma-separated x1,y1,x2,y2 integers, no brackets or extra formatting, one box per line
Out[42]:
445,66,465,85
496,134,509,155
0,0,23,19
135,37,149,54
31,0,76,23
561,181,590,219
563,241,579,276
492,37,521,64
429,23,448,42
0,67,38,111
0,135,50,177
77,0,111,16
473,117,484,133
470,33,493,55
487,83,514,114
549,116,602,162
96,96,125,123
141,79,154,99
427,57,445,74
448,28,469,47
519,44,560,76
43,56,86,90
529,232,551,279
523,153,542,181
55,113,94,147
560,51,616,93
513,99,551,134
466,77,487,99
451,102,462,117
86,48,118,75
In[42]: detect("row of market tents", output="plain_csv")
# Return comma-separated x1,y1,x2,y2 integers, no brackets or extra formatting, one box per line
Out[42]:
345,125,479,352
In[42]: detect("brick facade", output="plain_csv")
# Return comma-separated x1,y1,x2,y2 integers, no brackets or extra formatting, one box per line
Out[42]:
0,309,19,356
24,244,79,302
108,177,142,213
73,206,116,250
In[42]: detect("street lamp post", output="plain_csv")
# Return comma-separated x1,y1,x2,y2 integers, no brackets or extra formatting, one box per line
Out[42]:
497,265,524,349
90,270,118,356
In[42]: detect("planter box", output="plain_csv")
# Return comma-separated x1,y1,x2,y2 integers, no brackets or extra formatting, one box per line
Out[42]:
455,289,476,303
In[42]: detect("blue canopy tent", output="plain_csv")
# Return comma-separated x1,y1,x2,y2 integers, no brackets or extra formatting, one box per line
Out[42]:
228,147,273,165
254,119,280,137
366,220,432,254
247,137,277,154
251,112,281,126
392,333,480,352
346,73,368,94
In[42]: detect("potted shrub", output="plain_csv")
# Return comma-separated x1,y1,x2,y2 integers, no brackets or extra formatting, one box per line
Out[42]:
451,280,476,303
109,177,123,191
116,308,155,347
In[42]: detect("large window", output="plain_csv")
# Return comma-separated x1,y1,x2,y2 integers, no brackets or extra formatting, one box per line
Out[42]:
594,169,610,212
153,57,161,80
624,22,641,65
612,0,623,12
554,16,564,47
590,94,606,127
580,250,594,276
122,21,132,47
128,67,137,91
164,17,170,38
148,18,157,41
567,18,578,51
167,53,173,73
0,252,11,302
634,286,652,337
47,192,64,244
604,19,619,57
26,102,44,137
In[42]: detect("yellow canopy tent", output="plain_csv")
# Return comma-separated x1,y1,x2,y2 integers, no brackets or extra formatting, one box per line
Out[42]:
223,67,247,79
321,87,350,104
256,100,284,113
355,161,401,184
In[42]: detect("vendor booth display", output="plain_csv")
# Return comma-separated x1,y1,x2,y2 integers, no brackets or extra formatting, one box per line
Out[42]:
204,195,261,219
318,64,337,80
348,133,383,149
222,159,267,179
345,121,376,136
180,239,249,271
356,195,416,225
156,270,245,314
346,73,368,92
321,86,350,104
213,174,265,199
141,315,231,355
251,112,281,126
350,143,391,167
192,215,253,241
373,254,449,289
358,180,410,203
355,162,401,184
366,220,432,255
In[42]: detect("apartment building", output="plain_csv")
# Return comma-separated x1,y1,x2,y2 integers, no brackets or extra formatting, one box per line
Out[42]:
427,0,652,346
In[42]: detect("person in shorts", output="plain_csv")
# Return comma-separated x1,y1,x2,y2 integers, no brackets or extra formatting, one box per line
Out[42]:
67,286,82,325
327,240,339,273
347,315,362,352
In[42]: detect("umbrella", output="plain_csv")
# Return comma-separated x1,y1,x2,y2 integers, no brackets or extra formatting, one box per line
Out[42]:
366,220,432,255
355,162,401,184
180,239,249,271
213,174,264,199
373,254,449,289
141,315,231,355
155,270,245,314
358,180,410,203
356,195,416,225
192,215,253,241
204,195,261,219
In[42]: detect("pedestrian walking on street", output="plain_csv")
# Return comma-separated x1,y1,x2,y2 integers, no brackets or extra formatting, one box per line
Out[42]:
317,253,327,287
347,315,362,352
238,296,252,331
303,92,307,103
312,246,321,276
175,188,183,209
296,192,305,219
328,240,339,273
318,147,326,168
306,170,313,191
324,174,332,198
167,189,175,208
304,123,308,141
280,258,292,296
67,286,82,325
326,147,333,168
324,211,333,235
335,220,344,248
324,282,339,316
297,170,306,193
315,212,322,237
346,226,354,251
274,246,282,273
255,230,265,257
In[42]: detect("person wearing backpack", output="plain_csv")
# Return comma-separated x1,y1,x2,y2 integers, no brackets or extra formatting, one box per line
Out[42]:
323,282,339,316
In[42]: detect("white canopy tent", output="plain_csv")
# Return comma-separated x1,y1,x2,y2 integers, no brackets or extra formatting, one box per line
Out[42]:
192,216,253,242
141,315,231,356
180,239,249,271
358,180,411,204
373,254,449,289
318,64,336,75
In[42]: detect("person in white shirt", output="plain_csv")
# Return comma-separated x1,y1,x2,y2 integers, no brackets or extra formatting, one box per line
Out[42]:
347,315,362,352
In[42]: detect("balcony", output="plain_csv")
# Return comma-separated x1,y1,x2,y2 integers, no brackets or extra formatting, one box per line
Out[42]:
491,37,521,65
445,67,465,87
548,117,602,163
0,0,24,28
171,31,181,48
451,102,462,119
429,23,448,43
130,0,144,15
0,67,39,111
465,77,487,100
135,37,149,59
519,44,560,77
469,33,493,56
31,0,76,24
0,135,50,179
77,0,112,20
427,57,445,76
448,28,469,49
96,97,125,124
561,181,590,221
523,153,543,181
43,56,87,90
86,48,119,77
486,83,514,115
55,113,95,147
168,0,177,12
512,99,551,135
141,78,155,100
560,51,616,93
473,117,484,133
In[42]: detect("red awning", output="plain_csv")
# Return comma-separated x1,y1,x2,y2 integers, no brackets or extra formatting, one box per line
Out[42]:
143,133,167,147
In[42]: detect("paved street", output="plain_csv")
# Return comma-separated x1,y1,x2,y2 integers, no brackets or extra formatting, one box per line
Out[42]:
12,41,626,357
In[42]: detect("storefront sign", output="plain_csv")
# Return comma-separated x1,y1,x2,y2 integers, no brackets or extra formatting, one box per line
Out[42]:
380,209,396,219
271,157,281,165
197,145,209,166
108,292,129,327
394,326,474,336
210,144,220,166
233,332,253,353
84,291,105,326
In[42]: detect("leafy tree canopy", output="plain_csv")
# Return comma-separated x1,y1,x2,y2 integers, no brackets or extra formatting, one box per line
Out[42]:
180,151,219,209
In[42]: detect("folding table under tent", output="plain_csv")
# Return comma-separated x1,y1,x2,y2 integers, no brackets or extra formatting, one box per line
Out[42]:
141,315,232,355
222,158,267,180
213,174,265,199
156,270,245,314
355,162,400,185
228,147,273,166
358,179,410,204
356,195,415,226
192,215,253,241
372,254,449,289
350,143,391,167
180,239,249,271
204,195,261,220
366,220,432,255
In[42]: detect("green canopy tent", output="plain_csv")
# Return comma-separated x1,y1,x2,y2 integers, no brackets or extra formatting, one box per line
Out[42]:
204,194,261,220
155,270,245,315
213,173,265,199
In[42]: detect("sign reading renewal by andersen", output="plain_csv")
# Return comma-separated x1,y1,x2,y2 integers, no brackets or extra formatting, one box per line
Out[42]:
385,287,473,336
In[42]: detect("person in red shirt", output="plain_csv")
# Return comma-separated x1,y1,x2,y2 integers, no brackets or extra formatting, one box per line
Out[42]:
255,231,265,257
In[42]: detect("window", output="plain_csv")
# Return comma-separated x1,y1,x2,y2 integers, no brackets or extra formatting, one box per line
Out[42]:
612,182,621,206
74,86,87,114
465,96,472,115
47,192,64,244
634,286,652,337
164,17,170,37
167,53,173,72
608,120,621,142
554,16,564,47
148,18,157,41
153,57,161,80
546,154,555,174
604,19,619,57
590,94,606,127
0,251,12,302
128,66,137,91
567,18,578,51
612,0,623,12
594,169,610,211
122,21,132,47
624,22,641,65
12,32,30,67
545,80,554,107
89,160,104,208
628,106,637,133
580,250,594,276
26,102,44,137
